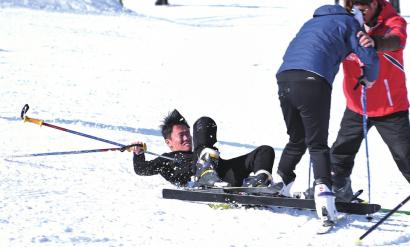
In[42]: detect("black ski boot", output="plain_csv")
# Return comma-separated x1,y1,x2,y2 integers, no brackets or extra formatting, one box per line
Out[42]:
332,175,354,202
242,170,272,187
195,148,228,188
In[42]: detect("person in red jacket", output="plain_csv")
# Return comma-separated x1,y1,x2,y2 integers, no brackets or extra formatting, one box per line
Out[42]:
331,0,410,202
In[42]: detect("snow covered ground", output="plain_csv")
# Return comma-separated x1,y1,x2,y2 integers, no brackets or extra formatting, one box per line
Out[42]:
0,0,409,246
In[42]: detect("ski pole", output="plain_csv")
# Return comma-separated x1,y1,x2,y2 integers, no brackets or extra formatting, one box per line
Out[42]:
20,104,178,162
361,85,372,207
308,159,312,193
21,104,125,147
11,145,177,162
356,195,410,244
10,144,143,158
355,69,372,208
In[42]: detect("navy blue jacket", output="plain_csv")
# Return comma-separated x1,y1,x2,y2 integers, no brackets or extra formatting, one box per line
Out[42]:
277,5,379,86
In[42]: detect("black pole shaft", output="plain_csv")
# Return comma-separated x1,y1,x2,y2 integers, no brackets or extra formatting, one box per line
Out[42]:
358,195,410,242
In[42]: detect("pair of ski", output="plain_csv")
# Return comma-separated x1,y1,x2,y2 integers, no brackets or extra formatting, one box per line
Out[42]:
162,186,381,234
163,186,380,215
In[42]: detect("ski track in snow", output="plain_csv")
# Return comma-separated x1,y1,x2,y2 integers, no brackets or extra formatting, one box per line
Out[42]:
1,0,410,246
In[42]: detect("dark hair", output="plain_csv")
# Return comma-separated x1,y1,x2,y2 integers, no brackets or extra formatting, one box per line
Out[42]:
344,0,372,13
160,109,190,139
344,0,353,12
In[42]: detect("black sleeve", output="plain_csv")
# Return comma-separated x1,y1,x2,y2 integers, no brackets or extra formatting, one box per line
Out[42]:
164,152,196,185
133,151,196,186
133,153,164,176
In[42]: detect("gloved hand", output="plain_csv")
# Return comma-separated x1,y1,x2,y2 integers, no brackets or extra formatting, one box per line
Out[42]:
131,141,147,155
354,75,376,90
360,77,375,89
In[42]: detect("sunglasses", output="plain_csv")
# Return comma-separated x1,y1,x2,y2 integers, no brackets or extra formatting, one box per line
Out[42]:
352,0,372,5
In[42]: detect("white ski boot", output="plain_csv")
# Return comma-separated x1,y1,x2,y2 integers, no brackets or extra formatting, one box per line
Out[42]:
314,183,338,234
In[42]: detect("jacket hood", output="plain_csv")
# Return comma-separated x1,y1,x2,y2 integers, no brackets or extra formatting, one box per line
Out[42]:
313,4,350,17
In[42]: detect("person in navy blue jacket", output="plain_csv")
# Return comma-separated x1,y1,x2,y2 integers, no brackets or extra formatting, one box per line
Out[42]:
275,4,379,227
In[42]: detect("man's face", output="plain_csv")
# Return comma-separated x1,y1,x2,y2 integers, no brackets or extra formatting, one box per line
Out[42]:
165,124,192,152
354,0,378,25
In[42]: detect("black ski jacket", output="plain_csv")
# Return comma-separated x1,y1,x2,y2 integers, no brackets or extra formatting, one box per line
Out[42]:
133,151,196,186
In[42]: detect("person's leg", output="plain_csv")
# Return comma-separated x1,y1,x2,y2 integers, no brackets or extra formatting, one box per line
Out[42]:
245,145,275,173
289,75,336,223
193,116,217,154
217,145,275,187
295,79,332,187
217,156,247,187
330,108,370,201
192,117,227,187
373,110,410,183
330,108,366,177
277,80,307,185
242,145,275,187
195,147,228,187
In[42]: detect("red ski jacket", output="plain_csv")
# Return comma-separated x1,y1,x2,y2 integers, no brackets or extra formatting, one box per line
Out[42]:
342,0,409,117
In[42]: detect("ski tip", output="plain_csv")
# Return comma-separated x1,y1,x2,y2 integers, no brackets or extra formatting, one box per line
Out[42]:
354,239,362,245
208,203,233,210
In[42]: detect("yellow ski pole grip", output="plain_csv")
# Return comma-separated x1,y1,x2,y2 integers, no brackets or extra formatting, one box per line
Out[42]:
123,143,147,152
23,116,44,126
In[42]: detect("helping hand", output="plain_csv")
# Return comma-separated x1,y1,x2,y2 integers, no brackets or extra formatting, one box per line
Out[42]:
357,31,375,48
360,78,376,89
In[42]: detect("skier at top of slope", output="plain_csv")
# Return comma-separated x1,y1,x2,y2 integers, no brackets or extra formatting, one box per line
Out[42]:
274,4,379,228
131,109,276,188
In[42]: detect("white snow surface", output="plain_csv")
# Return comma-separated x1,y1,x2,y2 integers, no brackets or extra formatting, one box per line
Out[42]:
0,0,409,246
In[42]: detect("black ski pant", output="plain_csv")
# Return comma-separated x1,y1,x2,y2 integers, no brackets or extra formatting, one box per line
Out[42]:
276,70,332,187
331,108,410,183
193,117,275,186
217,145,275,187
